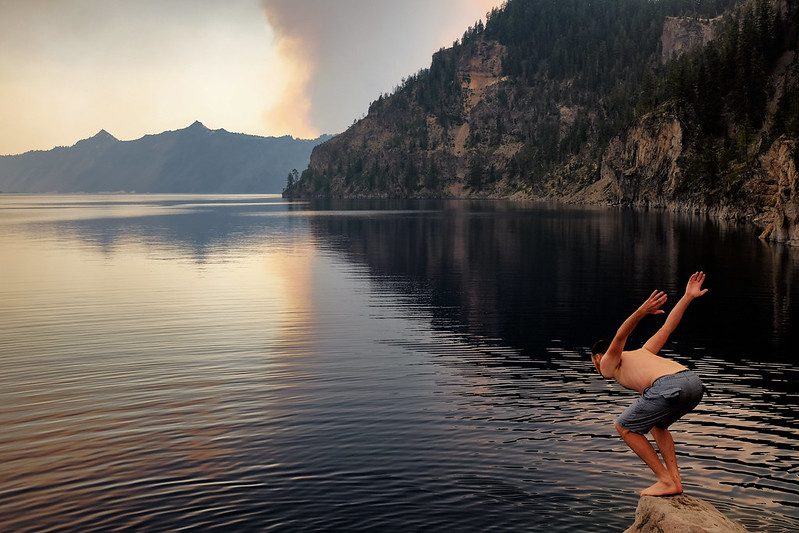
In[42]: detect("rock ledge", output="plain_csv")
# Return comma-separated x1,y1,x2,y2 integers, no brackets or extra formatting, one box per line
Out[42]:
624,494,748,533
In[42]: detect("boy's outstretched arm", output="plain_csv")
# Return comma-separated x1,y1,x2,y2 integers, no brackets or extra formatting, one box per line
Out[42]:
598,290,668,377
643,271,708,354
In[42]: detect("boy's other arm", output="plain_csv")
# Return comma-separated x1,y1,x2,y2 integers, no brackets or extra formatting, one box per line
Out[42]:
599,290,668,377
643,271,708,354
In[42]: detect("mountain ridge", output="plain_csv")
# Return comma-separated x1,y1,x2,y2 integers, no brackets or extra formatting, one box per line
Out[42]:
0,123,332,194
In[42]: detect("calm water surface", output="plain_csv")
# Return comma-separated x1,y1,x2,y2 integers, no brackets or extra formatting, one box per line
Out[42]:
0,195,797,532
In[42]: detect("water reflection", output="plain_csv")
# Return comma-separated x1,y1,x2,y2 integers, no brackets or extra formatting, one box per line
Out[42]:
306,199,799,362
303,199,799,530
0,195,306,261
1,195,325,530
0,196,796,532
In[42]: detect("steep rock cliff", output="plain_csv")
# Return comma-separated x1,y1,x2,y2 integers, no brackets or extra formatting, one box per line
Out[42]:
580,0,799,243
661,16,723,63
600,109,685,207
758,138,799,245
296,40,507,198
593,108,799,240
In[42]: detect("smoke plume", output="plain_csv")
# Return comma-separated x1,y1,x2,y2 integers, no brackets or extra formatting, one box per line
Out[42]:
261,0,504,136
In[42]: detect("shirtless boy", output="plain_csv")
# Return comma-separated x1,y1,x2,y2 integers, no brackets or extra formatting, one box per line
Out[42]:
591,271,708,496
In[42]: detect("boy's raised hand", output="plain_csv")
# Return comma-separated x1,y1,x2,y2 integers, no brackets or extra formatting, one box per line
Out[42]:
685,271,709,299
639,290,668,315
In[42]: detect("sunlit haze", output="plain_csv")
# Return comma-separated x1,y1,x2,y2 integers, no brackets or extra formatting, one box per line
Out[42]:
0,0,504,155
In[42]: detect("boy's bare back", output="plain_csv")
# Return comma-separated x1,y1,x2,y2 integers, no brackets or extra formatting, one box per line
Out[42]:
614,349,687,394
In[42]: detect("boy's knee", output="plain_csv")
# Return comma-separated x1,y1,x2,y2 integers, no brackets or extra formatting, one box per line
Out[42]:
650,425,670,437
615,422,646,438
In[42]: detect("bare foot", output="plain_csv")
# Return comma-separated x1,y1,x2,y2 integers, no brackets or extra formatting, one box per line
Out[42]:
670,473,683,493
640,478,683,496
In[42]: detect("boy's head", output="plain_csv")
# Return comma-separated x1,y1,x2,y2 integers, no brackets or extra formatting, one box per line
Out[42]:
591,339,610,357
590,339,611,374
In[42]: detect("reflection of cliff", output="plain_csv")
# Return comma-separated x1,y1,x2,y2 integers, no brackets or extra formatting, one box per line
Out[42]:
311,203,553,351
307,202,666,353
307,200,799,361
25,199,302,262
761,238,799,351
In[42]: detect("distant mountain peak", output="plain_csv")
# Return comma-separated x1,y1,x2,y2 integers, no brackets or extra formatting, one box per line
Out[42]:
93,129,118,142
178,121,214,138
74,129,118,149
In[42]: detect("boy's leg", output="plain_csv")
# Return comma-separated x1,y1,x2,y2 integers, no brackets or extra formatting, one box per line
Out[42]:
650,426,682,490
615,422,682,496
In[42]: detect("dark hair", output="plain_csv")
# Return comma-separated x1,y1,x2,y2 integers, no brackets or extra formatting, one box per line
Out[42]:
591,339,611,356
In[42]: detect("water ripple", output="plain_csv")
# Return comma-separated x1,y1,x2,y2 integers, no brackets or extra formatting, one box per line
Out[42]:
0,196,796,532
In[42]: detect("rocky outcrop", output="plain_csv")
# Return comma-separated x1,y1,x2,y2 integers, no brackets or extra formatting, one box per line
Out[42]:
596,103,799,245
625,494,749,533
758,138,799,246
294,39,508,199
661,16,723,63
599,110,684,207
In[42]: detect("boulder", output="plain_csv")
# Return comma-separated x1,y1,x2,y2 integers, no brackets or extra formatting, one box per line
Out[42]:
624,494,748,533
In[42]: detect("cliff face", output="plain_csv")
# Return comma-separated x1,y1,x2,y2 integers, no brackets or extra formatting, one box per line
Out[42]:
296,40,511,198
592,108,799,244
661,16,723,63
544,0,799,244
758,138,799,245
599,110,685,208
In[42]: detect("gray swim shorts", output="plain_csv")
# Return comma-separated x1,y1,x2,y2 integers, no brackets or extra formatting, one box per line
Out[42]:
617,369,703,435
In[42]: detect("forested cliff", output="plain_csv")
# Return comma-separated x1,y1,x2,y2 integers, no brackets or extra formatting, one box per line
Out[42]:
285,0,799,245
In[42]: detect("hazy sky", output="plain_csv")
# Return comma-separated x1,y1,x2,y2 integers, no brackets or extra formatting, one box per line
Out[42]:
0,0,504,155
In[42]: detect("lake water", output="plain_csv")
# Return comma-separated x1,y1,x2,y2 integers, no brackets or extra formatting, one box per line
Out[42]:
0,194,797,532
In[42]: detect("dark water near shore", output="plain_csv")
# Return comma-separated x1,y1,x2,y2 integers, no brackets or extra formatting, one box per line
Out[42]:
0,195,797,532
